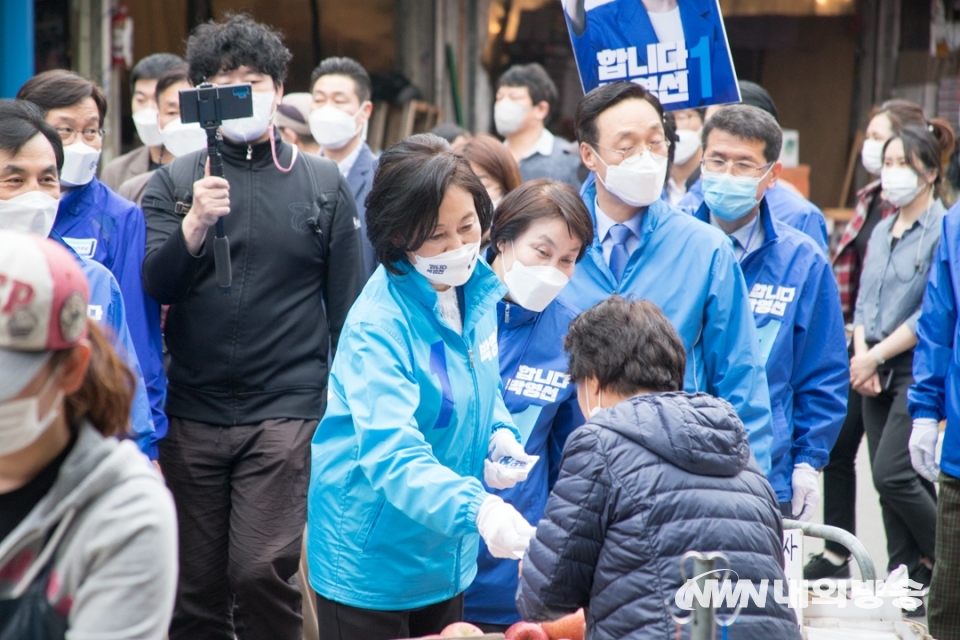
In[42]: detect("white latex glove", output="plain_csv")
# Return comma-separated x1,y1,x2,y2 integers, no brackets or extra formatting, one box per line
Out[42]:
484,428,537,490
791,463,821,522
910,418,941,483
476,494,536,559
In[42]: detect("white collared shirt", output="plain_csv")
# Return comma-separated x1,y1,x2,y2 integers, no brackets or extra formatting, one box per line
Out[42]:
332,141,363,178
505,128,555,161
710,212,764,260
596,199,643,265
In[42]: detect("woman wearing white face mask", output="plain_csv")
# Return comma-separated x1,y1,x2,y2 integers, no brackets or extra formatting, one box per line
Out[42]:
462,180,593,632
306,134,536,640
809,100,957,583
461,134,523,253
850,125,950,591
0,231,177,639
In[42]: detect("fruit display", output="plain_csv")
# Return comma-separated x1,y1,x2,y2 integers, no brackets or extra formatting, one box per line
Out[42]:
407,609,585,640
505,609,585,640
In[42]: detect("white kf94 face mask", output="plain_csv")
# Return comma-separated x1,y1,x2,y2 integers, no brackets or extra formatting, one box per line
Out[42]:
595,149,668,208
132,108,163,147
0,374,62,457
309,104,366,150
161,118,208,157
60,141,101,187
413,241,481,287
502,243,569,312
0,191,60,237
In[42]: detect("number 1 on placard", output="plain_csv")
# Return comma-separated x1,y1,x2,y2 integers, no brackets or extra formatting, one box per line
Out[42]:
689,35,712,99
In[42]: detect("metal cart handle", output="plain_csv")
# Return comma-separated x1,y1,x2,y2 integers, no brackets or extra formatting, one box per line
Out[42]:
783,519,876,582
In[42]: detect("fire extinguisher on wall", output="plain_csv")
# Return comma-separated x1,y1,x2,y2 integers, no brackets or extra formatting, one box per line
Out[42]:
111,6,133,69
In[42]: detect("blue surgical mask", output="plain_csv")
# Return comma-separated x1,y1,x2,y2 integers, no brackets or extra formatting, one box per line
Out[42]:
702,170,768,221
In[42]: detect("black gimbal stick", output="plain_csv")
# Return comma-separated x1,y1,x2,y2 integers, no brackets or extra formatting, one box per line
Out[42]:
206,127,232,293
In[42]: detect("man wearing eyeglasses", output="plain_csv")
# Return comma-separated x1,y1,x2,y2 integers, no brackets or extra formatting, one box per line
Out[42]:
689,104,848,520
561,81,775,474
17,70,167,464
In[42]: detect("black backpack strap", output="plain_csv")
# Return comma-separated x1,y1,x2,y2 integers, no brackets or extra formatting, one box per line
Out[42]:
300,154,344,263
141,150,207,216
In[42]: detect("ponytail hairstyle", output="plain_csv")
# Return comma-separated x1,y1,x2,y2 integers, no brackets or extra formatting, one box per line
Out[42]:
883,124,946,202
872,99,956,158
49,319,135,438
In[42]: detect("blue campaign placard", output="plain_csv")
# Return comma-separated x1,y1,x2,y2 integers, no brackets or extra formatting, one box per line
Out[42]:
562,0,741,110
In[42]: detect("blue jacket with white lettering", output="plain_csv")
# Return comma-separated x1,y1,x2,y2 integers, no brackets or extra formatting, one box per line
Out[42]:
54,177,167,449
307,260,520,610
465,297,585,625
52,231,156,458
692,199,848,501
679,179,829,253
909,204,960,478
562,182,774,473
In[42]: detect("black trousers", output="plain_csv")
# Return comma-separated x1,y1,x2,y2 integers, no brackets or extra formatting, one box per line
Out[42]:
821,383,865,557
315,592,464,640
161,417,317,640
861,350,937,574
930,472,960,639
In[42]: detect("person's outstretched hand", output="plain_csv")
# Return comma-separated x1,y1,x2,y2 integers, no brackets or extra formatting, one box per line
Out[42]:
476,495,536,559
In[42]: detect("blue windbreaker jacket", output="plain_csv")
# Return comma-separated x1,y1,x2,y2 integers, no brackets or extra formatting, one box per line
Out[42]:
307,260,519,610
52,232,156,457
909,204,960,478
679,179,829,253
54,177,167,447
465,297,585,625
693,200,849,501
562,183,773,472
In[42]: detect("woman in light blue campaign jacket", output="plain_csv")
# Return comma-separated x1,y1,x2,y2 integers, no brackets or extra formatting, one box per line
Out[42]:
463,180,593,630
306,134,536,640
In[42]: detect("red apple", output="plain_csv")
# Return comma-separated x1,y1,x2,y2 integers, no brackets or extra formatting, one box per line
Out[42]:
440,621,485,637
541,609,585,640
504,621,549,640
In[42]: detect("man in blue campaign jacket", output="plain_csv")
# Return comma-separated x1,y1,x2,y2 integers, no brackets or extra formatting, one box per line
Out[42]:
0,98,157,457
692,105,847,517
55,233,157,456
908,204,960,638
465,298,585,627
562,0,739,107
678,80,829,253
680,178,829,253
562,82,773,472
18,70,168,449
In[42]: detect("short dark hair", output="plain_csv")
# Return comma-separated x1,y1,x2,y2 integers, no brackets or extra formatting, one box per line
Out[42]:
703,104,783,163
17,70,108,127
186,13,292,87
489,179,594,262
130,53,185,93
884,125,946,201
154,64,191,102
310,56,371,103
366,133,493,275
575,82,664,146
565,296,686,395
498,63,558,115
0,99,64,170
461,134,521,196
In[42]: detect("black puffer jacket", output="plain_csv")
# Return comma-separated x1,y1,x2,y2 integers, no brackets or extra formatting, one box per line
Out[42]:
516,392,800,640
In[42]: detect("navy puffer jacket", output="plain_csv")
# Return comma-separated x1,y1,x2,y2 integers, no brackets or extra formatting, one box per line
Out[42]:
516,392,800,640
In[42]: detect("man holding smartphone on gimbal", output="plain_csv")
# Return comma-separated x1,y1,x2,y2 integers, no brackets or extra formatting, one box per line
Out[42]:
141,15,364,640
